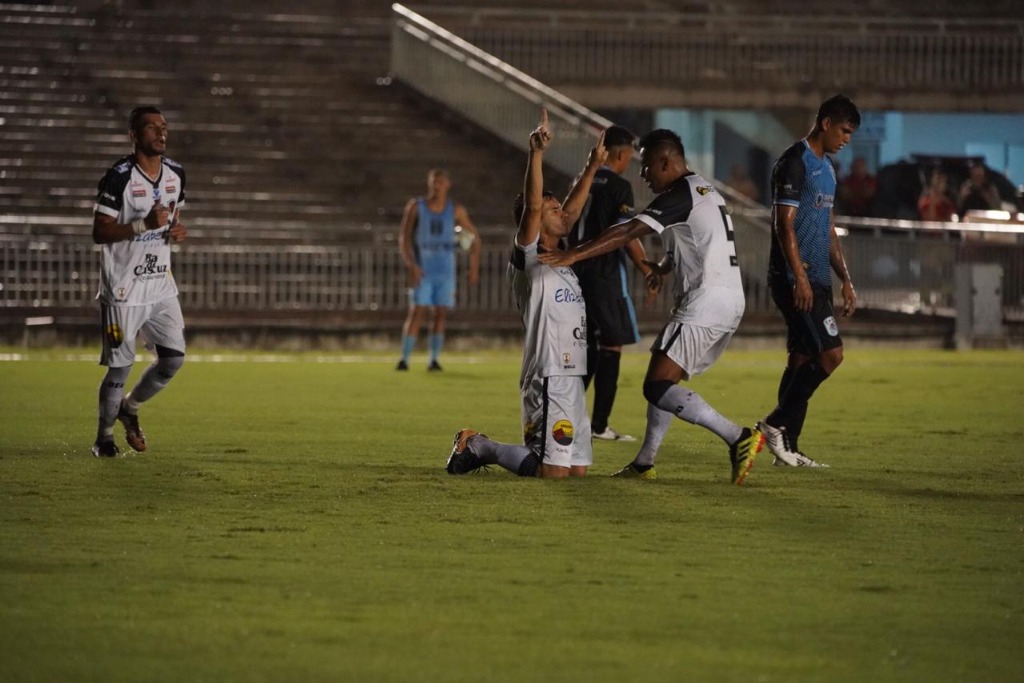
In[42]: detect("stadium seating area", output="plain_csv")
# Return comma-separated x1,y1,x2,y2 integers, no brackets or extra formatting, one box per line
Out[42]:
0,2,546,241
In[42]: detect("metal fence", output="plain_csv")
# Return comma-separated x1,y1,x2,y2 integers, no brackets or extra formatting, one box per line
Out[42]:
4,228,1022,323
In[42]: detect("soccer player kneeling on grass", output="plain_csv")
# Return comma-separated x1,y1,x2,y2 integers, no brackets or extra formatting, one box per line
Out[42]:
446,110,604,479
539,129,763,485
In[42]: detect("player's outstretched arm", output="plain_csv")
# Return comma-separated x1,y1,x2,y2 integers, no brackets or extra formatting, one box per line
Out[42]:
538,218,650,268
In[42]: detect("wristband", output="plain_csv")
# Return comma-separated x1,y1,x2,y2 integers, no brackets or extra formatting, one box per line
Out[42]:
131,219,147,235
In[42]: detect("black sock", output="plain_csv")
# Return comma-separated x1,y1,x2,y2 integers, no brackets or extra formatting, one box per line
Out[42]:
769,362,828,430
584,343,598,390
776,365,807,450
591,348,621,433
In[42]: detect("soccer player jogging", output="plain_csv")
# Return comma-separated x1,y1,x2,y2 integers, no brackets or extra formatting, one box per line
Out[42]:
757,95,860,467
396,168,481,371
540,129,764,485
446,109,605,478
90,106,189,457
568,125,652,442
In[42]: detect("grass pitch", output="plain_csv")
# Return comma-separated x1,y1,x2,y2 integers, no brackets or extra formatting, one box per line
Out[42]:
1,348,1022,682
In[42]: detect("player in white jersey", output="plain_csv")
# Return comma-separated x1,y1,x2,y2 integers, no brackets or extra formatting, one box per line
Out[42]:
540,129,765,484
446,110,605,478
89,106,189,457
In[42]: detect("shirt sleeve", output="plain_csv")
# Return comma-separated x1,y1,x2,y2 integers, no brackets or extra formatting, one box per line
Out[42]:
94,167,126,217
772,149,804,208
637,183,693,234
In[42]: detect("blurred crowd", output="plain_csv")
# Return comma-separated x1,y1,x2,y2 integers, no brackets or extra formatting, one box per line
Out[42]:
726,155,1023,221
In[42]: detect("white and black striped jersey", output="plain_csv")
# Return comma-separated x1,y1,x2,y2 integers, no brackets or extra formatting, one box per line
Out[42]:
93,155,186,306
508,235,587,387
635,173,745,330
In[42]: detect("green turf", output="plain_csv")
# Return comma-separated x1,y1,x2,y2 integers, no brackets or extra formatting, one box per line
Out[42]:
1,349,1022,682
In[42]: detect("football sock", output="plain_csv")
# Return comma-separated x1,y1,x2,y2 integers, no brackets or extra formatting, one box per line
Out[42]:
583,343,598,390
591,348,621,434
768,362,828,431
645,380,742,445
97,365,132,438
634,402,673,467
428,333,444,363
470,435,532,475
124,355,185,409
400,335,415,362
775,364,806,449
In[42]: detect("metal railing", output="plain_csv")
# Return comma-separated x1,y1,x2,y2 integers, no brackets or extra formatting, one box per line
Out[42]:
4,227,1022,324
408,7,1024,95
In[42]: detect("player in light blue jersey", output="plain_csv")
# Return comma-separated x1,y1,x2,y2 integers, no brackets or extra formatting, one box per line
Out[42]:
397,169,480,371
759,94,860,468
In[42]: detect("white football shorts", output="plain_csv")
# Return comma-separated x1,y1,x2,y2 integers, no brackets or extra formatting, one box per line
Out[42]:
99,297,186,367
651,320,736,378
521,374,592,469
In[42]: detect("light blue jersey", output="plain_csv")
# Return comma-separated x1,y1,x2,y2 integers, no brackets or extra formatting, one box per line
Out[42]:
414,198,456,279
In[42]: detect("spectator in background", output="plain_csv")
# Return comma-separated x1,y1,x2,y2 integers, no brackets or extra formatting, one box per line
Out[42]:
726,163,760,202
958,164,1002,218
917,169,957,222
837,156,877,216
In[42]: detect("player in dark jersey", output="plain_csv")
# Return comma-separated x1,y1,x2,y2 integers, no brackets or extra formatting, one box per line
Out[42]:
758,94,860,468
567,125,651,442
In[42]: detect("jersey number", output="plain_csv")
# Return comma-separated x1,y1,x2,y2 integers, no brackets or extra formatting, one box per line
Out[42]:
430,218,444,236
718,206,738,267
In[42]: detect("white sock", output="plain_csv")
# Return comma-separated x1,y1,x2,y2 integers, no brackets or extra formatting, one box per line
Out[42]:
634,403,673,467
655,385,741,445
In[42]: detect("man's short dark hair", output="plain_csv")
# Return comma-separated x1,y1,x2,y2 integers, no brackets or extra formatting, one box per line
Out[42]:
604,125,636,150
129,106,162,133
638,129,685,159
816,95,860,128
513,190,558,226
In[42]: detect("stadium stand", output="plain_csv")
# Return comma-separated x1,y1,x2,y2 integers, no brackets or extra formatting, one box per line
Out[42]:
0,2,548,241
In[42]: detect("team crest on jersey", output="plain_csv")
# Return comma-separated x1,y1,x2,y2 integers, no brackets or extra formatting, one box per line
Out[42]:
105,323,124,348
823,316,839,336
696,185,715,196
552,419,574,446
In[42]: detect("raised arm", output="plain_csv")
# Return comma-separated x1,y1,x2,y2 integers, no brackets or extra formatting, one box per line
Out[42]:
561,129,608,227
516,109,552,247
829,208,856,317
